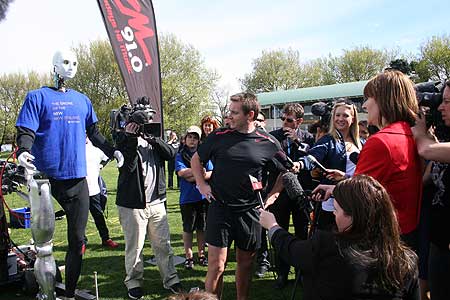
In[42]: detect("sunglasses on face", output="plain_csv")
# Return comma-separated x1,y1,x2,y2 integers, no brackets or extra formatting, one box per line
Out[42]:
280,116,295,123
256,118,265,122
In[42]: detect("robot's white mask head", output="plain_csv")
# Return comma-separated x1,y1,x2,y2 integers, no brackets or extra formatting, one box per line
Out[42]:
52,50,78,80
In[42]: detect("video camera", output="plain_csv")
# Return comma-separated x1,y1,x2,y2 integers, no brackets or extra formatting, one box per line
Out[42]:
415,81,445,128
110,96,161,139
311,101,333,128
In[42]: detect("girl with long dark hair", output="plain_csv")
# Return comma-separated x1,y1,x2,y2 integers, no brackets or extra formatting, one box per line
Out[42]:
260,175,419,300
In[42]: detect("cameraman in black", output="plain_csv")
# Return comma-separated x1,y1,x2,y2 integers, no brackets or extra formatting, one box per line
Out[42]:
265,103,314,289
413,80,450,300
114,98,182,299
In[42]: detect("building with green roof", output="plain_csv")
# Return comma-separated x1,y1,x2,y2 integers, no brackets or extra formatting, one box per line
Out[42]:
257,80,368,131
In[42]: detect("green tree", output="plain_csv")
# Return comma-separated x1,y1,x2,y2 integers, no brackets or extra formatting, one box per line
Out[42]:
336,46,392,82
240,48,303,93
415,35,450,82
159,34,219,134
0,71,49,147
69,40,128,138
241,46,394,93
210,86,230,126
389,58,414,75
301,56,340,87
66,36,217,137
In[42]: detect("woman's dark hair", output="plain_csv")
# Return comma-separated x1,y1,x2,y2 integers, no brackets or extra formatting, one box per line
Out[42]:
333,175,417,290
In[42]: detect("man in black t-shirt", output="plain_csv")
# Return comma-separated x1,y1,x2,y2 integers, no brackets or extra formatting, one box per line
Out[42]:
191,93,286,300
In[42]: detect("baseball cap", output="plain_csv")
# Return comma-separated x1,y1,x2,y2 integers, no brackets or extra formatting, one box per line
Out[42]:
186,125,202,138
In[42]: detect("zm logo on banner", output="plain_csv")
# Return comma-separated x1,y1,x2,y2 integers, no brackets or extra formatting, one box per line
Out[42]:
97,0,162,124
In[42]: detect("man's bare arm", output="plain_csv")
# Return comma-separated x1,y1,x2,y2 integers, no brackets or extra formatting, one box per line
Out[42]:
413,111,450,163
264,172,284,209
417,138,450,163
191,153,214,201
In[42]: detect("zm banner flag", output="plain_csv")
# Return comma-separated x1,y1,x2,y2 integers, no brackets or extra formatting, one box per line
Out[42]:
97,0,162,125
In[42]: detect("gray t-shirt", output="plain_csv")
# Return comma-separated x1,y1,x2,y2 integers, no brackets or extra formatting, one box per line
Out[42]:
137,137,165,205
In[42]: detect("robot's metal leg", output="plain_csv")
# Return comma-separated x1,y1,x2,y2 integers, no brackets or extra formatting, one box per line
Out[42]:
29,179,56,300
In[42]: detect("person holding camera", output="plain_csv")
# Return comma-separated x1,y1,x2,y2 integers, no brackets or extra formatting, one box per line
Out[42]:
260,174,419,300
412,80,450,300
265,103,314,288
313,70,423,251
294,99,363,231
115,120,182,299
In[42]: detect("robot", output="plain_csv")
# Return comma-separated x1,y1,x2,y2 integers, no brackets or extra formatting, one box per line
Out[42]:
16,49,123,300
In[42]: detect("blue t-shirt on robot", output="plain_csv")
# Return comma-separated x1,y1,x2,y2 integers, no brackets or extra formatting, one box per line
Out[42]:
16,86,98,180
175,153,213,205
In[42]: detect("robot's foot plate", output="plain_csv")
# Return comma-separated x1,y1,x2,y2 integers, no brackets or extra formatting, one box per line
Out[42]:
55,282,96,300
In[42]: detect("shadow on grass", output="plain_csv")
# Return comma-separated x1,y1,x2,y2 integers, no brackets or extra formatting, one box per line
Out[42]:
0,256,298,300
76,255,236,300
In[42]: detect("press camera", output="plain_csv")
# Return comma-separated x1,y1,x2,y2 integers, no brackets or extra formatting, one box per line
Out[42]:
110,96,161,139
415,81,445,128
311,101,333,127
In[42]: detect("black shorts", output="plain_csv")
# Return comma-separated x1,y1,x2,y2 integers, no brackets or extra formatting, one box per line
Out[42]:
180,201,207,233
206,201,261,251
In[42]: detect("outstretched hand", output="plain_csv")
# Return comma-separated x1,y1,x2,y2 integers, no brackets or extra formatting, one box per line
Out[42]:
258,209,278,230
291,161,302,173
325,169,346,182
198,182,215,203
283,127,299,142
412,109,436,141
311,184,335,201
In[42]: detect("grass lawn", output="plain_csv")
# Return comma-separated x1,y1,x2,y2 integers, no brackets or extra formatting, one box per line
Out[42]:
1,162,299,300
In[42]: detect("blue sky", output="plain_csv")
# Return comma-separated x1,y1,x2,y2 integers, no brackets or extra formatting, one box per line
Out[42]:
0,0,448,93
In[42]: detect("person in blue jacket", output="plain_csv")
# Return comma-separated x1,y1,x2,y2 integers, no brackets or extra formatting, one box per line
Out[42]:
176,125,213,270
299,99,364,231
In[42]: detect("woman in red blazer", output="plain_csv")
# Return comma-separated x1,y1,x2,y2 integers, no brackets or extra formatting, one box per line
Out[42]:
314,70,422,249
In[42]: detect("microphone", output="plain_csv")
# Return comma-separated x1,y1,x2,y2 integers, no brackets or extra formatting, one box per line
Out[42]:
282,172,305,202
349,152,359,165
305,155,328,173
281,172,312,222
